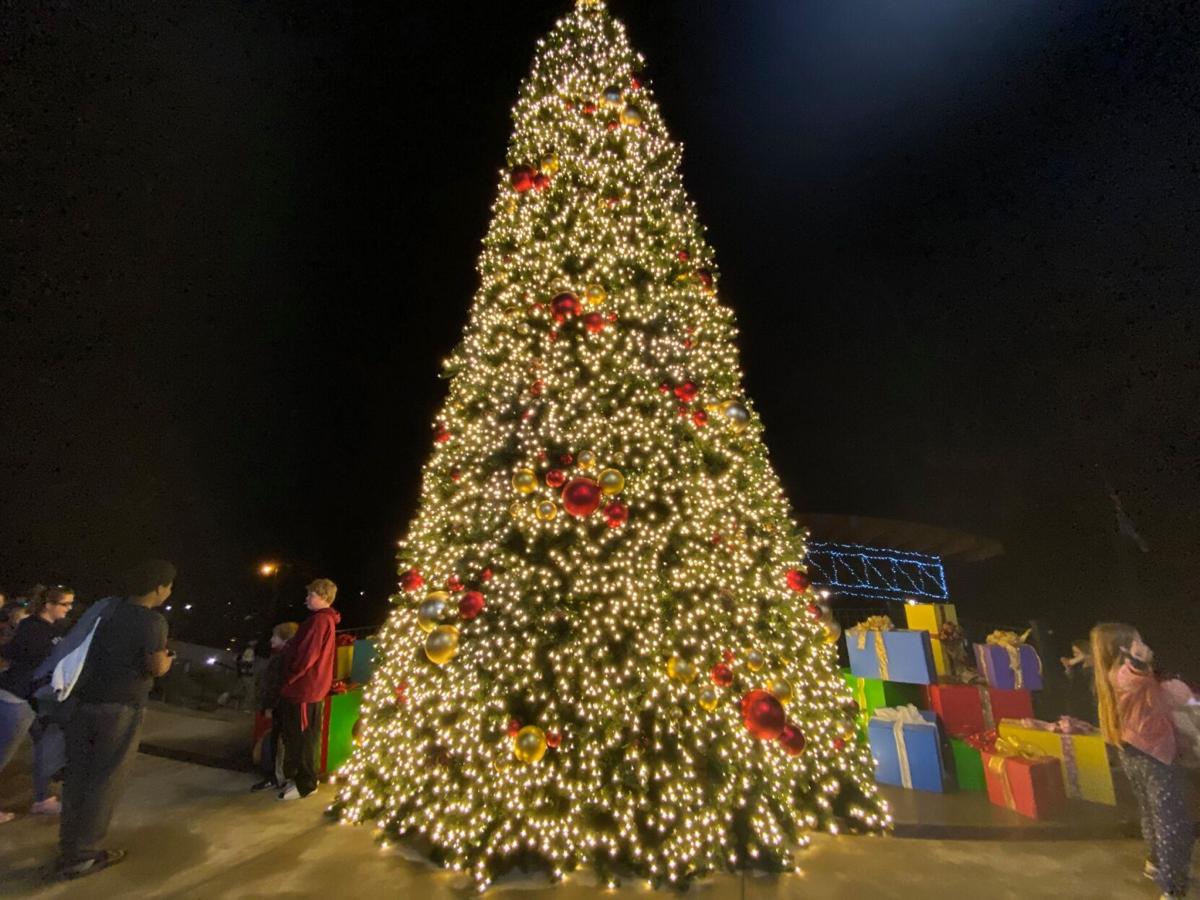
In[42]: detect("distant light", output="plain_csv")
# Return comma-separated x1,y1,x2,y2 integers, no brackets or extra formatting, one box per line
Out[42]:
184,604,193,611
360,591,365,596
165,605,173,611
819,590,830,599
259,562,279,577
206,657,217,666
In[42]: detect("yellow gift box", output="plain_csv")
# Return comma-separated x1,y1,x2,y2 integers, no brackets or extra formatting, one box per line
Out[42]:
998,719,1115,805
930,637,952,677
334,644,354,681
903,602,957,635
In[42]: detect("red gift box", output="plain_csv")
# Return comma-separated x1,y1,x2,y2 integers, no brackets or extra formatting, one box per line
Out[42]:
981,751,1067,819
923,684,1033,737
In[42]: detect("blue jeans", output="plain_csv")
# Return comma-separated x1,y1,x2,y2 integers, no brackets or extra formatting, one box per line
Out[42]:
1119,744,1194,897
0,691,36,774
30,719,66,802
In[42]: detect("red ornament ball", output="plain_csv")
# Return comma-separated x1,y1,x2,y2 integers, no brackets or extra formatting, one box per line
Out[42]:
446,574,464,593
551,292,581,319
547,330,559,343
606,311,618,323
805,602,822,620
833,737,847,751
741,690,786,740
450,469,461,482
559,453,574,466
606,120,618,132
507,719,521,737
582,101,597,115
546,731,561,749
510,165,535,193
722,650,734,663
400,569,424,592
692,410,708,427
786,569,810,592
583,312,605,334
434,429,450,444
658,382,671,394
630,76,642,90
711,663,733,687
530,379,544,397
562,478,602,517
674,381,698,402
696,268,714,288
480,567,493,582
458,590,485,621
532,172,551,191
779,724,806,757
678,249,690,262
604,501,629,528
545,468,566,488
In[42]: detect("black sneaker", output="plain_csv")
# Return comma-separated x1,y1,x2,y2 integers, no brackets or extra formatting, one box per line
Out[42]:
250,777,279,793
56,849,127,880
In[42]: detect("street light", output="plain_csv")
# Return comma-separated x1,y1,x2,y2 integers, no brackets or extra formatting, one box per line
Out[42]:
259,562,279,577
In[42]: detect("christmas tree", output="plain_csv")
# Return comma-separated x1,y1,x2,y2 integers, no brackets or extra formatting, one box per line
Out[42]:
335,0,888,888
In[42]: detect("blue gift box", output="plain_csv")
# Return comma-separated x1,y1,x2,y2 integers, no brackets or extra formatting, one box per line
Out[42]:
868,708,946,792
846,628,936,685
973,643,1043,691
350,638,377,685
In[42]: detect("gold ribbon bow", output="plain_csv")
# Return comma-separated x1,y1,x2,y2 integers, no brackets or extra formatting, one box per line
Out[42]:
986,735,1049,811
851,616,894,681
986,629,1035,689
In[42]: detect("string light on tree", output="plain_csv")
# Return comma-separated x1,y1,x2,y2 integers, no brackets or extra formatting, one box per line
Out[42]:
334,0,887,890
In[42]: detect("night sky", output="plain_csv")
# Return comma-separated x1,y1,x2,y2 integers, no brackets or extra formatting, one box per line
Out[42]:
2,2,1197,675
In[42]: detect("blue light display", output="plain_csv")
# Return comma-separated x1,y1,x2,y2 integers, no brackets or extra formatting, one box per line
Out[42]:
805,541,948,601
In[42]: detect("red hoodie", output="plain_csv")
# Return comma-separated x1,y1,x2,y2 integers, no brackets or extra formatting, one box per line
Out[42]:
279,606,341,726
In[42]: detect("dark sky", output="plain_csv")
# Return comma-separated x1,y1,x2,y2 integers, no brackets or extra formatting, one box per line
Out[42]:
2,1,1197,673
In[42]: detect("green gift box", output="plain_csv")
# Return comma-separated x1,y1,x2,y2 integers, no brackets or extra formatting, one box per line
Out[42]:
841,669,923,742
949,737,987,791
320,688,364,775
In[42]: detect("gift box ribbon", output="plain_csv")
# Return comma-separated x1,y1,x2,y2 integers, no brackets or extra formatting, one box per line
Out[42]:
850,616,894,681
874,704,930,789
985,629,1041,689
1007,716,1096,799
986,734,1049,811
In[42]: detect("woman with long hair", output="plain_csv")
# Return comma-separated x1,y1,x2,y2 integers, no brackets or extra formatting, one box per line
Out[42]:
1091,622,1195,899
0,585,76,816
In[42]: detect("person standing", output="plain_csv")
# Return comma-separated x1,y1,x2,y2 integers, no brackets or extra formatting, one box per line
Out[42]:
249,621,298,792
55,561,176,880
0,585,75,815
275,579,339,801
1092,623,1195,900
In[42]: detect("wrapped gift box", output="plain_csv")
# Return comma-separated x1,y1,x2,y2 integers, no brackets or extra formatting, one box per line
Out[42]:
847,628,936,685
903,602,957,635
981,750,1067,819
930,638,954,678
948,737,988,791
923,684,1033,737
998,719,1116,805
868,707,946,792
334,633,356,682
320,686,364,774
841,670,923,742
974,642,1043,691
350,637,377,685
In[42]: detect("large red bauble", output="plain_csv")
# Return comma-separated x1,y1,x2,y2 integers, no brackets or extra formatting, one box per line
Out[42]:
604,501,629,528
551,292,581,319
692,410,708,427
786,569,810,592
562,478,602,517
400,569,424,592
711,663,733,687
583,312,604,333
545,468,566,488
741,690,786,740
458,591,485,621
511,166,535,193
532,172,551,191
778,724,806,756
674,381,698,402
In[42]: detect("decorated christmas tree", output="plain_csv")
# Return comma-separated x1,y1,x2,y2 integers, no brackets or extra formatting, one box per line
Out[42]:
335,0,888,888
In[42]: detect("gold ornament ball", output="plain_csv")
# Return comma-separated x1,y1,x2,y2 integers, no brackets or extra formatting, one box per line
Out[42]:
540,154,559,174
585,284,606,306
512,468,538,494
536,500,558,521
824,620,843,645
416,593,450,633
698,685,720,711
577,449,597,469
509,502,524,519
620,104,643,126
513,725,548,764
667,655,697,683
745,649,766,672
424,625,459,666
598,468,625,495
768,678,794,705
722,401,750,432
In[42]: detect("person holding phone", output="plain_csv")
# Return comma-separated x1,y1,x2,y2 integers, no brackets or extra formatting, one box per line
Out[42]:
1091,623,1195,900
55,560,176,881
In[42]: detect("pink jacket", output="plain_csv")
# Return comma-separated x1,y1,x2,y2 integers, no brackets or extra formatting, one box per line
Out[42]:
1110,661,1192,765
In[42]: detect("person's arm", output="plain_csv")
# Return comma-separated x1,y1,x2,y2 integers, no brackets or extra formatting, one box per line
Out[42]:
143,615,172,677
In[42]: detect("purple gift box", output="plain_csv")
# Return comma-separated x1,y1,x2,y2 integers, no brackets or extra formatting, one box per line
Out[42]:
974,642,1043,691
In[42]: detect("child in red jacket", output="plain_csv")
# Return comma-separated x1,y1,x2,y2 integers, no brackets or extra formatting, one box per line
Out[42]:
276,579,340,800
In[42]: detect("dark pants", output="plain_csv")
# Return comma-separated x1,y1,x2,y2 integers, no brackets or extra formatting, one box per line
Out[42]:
277,699,321,795
1119,744,1194,897
60,702,144,864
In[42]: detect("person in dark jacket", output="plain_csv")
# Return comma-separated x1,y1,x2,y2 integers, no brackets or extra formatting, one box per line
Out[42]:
0,585,75,815
276,579,340,801
249,621,298,792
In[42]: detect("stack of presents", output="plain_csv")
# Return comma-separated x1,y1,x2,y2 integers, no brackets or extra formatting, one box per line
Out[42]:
253,633,377,775
842,602,1116,819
